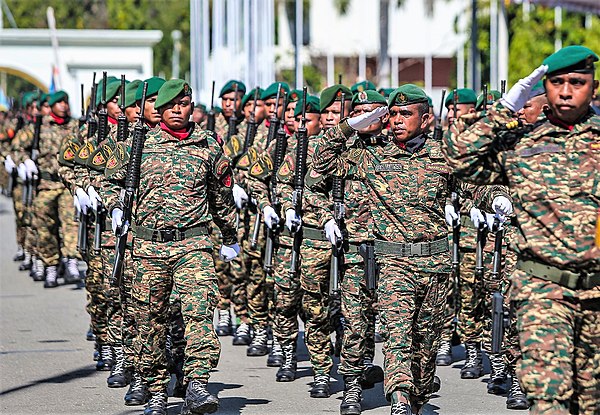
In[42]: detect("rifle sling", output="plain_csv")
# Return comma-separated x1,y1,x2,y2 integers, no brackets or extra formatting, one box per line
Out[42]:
517,259,600,290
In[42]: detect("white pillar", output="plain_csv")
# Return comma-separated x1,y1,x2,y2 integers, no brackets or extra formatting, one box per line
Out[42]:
490,0,498,90
295,0,303,88
498,0,509,88
190,0,200,96
359,51,367,81
327,52,334,87
202,0,210,100
554,6,562,51
424,55,432,96
391,55,398,87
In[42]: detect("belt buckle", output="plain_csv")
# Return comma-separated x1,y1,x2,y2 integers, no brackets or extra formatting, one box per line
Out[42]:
162,229,175,242
411,243,422,257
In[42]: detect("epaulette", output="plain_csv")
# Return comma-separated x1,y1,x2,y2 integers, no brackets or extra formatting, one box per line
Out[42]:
223,134,244,159
248,153,273,180
305,166,326,187
57,140,81,167
104,142,130,178
276,153,295,181
74,140,96,165
213,153,233,187
86,141,114,172
236,147,259,171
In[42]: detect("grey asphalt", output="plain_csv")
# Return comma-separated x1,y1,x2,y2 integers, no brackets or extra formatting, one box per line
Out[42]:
0,196,519,415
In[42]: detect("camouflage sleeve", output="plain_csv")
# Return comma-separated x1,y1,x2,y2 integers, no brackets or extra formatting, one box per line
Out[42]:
276,153,295,213
207,150,237,245
247,153,274,212
10,126,33,164
305,166,333,227
442,102,515,185
473,184,512,213
312,121,354,176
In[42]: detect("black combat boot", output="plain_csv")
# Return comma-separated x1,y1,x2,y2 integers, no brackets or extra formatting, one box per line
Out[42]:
232,322,251,345
390,402,413,415
124,371,148,406
310,373,330,398
170,351,186,398
143,390,167,415
275,344,297,382
181,380,219,415
487,353,507,395
340,376,362,415
107,346,129,388
43,265,59,288
460,342,483,379
215,309,232,336
246,326,269,356
435,340,452,366
267,337,284,367
96,344,114,371
432,375,441,393
64,257,82,284
506,371,529,410
360,357,384,390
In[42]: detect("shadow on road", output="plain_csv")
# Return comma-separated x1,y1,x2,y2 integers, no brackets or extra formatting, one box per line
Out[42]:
0,365,98,397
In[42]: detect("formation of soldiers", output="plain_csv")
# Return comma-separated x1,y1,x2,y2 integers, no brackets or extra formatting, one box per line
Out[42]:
0,43,598,415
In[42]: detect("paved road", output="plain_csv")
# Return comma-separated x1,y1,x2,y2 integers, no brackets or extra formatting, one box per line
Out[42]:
0,196,519,414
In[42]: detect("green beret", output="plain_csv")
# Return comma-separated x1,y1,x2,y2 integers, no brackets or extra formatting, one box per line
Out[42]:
543,45,598,76
48,90,69,106
136,76,166,101
319,84,352,112
529,81,545,99
475,90,501,110
219,80,246,97
242,87,263,108
260,83,290,101
444,88,478,108
351,80,376,94
288,89,302,103
426,95,433,107
95,76,118,103
388,84,428,108
214,106,223,114
195,103,207,111
22,91,40,107
124,80,142,108
351,90,387,108
96,79,124,106
378,88,394,98
294,95,320,117
36,93,50,109
154,79,193,109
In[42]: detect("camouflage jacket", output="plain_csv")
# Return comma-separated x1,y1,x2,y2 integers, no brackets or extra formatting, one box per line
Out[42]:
105,123,237,256
442,102,600,274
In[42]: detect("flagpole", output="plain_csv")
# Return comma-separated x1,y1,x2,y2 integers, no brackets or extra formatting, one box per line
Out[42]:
46,7,62,90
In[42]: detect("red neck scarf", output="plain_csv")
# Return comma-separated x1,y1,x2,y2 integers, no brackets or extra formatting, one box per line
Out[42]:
160,122,191,141
546,112,575,131
108,116,118,125
50,112,67,125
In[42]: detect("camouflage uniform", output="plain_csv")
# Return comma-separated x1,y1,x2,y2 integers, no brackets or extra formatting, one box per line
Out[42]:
105,123,236,393
10,124,34,259
443,102,600,414
314,121,451,408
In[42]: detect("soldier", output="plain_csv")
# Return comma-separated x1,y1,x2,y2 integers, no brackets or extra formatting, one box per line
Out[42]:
283,89,302,135
517,81,547,124
442,45,600,415
314,84,451,414
192,103,207,124
217,80,246,139
108,79,239,415
351,80,377,95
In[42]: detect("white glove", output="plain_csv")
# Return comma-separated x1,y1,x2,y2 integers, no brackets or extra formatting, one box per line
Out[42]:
263,206,280,229
75,187,91,214
87,186,101,211
324,219,342,246
4,155,15,173
111,208,125,234
492,196,513,216
501,65,548,112
470,207,485,229
232,184,248,210
219,243,240,262
73,195,81,215
347,106,389,130
24,158,38,177
285,209,302,232
444,205,459,226
486,212,506,231
17,163,27,181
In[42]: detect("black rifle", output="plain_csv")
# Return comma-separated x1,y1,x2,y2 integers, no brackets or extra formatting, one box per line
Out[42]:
289,87,308,277
449,174,461,317
6,166,17,198
117,75,128,142
432,90,446,141
482,84,488,115
26,114,43,207
500,80,507,95
77,206,89,254
96,71,108,146
111,82,148,285
87,73,98,139
359,243,378,291
206,81,216,132
243,87,260,153
491,218,508,354
265,83,282,147
93,199,106,254
263,95,289,273
226,83,239,141
474,218,488,281
79,83,86,128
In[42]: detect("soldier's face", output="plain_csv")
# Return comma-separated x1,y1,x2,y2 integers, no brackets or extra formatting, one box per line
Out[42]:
243,100,265,124
51,100,69,118
446,103,475,125
296,113,321,137
125,106,139,123
193,108,206,123
351,103,388,135
221,91,243,118
40,102,51,116
144,95,161,125
518,95,547,124
545,72,598,124
106,98,122,119
389,103,429,143
160,95,192,130
264,96,285,119
320,100,351,130
285,102,297,133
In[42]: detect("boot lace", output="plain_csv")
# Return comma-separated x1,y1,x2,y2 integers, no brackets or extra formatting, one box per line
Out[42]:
343,378,362,404
67,258,80,278
314,374,329,386
130,372,144,392
463,344,481,368
280,345,295,370
271,337,283,356
147,391,167,409
489,354,507,381
390,402,412,415
235,322,250,337
217,310,231,328
46,266,58,282
509,376,525,397
250,328,268,347
436,340,451,357
110,347,125,376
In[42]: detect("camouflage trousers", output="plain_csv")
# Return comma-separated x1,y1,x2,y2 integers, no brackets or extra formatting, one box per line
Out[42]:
12,185,27,248
512,269,600,415
243,235,273,329
377,254,450,406
132,248,219,393
272,237,333,375
210,228,234,311
85,248,108,345
100,239,123,347
119,248,137,370
338,251,377,377
32,185,80,266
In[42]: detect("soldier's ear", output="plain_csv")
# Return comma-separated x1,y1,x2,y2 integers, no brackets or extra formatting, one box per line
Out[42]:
592,80,599,96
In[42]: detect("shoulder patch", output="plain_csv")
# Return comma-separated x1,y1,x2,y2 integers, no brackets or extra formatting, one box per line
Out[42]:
248,154,273,180
236,147,259,170
104,142,130,178
58,141,81,166
74,141,95,165
277,153,295,180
